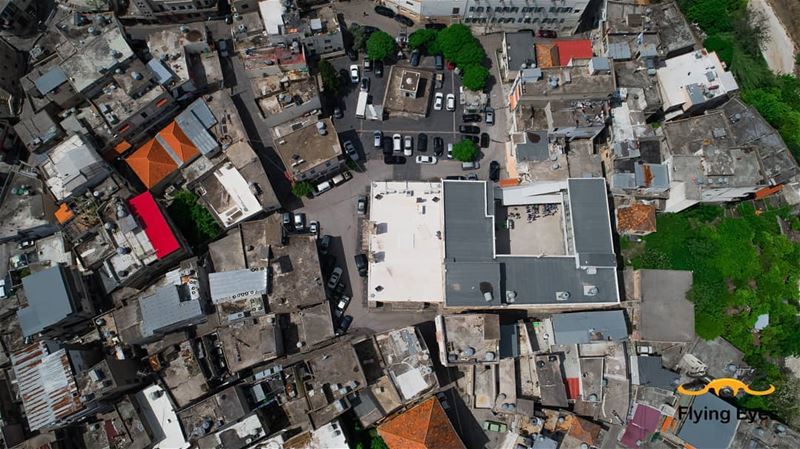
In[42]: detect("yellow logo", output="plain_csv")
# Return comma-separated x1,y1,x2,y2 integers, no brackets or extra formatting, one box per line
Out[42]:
677,378,775,397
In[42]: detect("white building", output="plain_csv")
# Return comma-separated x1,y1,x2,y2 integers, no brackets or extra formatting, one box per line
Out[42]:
39,134,111,202
656,50,738,121
381,0,593,35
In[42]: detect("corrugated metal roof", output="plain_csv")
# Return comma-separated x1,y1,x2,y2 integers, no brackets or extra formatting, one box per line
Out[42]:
209,268,268,304
139,285,204,337
607,42,632,60
18,266,75,337
175,99,219,156
34,67,68,95
146,58,174,85
551,310,628,345
11,342,82,431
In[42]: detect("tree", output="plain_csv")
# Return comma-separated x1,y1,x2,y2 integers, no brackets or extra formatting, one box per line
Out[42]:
436,24,474,60
452,42,486,67
366,31,396,61
318,59,341,96
462,64,489,91
408,29,438,54
291,180,313,198
452,139,478,162
167,190,221,247
349,24,368,50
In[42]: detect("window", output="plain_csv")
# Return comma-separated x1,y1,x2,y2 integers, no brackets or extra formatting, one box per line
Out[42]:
491,17,497,22
452,7,459,13
510,7,518,13
140,112,148,119
549,6,557,12
324,39,331,43
524,17,531,23
477,6,484,12
560,18,565,22
495,6,502,12
517,17,524,22
502,7,509,12
469,6,475,11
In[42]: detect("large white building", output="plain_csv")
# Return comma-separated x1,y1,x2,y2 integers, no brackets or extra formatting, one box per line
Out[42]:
381,0,594,35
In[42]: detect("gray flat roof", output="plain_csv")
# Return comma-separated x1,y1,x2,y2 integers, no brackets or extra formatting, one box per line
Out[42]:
639,269,695,342
209,268,268,304
505,31,536,71
551,310,628,345
678,394,738,449
34,66,68,95
139,285,204,337
18,265,76,337
442,179,619,307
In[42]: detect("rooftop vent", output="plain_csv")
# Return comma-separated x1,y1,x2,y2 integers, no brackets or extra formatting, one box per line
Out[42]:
131,71,143,81
583,285,598,296
556,291,571,301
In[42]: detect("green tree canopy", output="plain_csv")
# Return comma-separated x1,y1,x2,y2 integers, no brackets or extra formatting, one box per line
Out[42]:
408,29,439,54
462,64,489,91
167,190,220,248
350,24,367,50
435,24,473,59
318,59,341,96
366,31,397,61
291,180,313,198
452,139,478,161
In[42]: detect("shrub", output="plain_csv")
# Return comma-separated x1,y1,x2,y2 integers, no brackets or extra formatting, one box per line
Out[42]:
366,31,396,61
452,139,478,161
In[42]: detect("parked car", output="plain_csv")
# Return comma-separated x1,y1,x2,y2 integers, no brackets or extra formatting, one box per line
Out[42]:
466,172,478,181
375,60,384,77
354,254,368,277
489,161,500,182
433,137,444,156
433,92,444,111
319,234,332,255
403,135,413,156
343,140,359,161
426,23,446,30
374,5,396,18
336,315,353,335
394,14,414,26
485,107,495,125
384,155,407,164
446,93,455,111
327,267,343,289
363,58,372,72
416,155,438,165
360,77,369,92
346,47,358,61
538,29,557,38
417,133,428,152
349,65,359,83
309,220,319,236
333,107,343,119
282,212,293,229
434,54,444,70
334,295,352,317
392,133,402,152
357,195,367,215
373,130,383,148
462,113,481,123
461,134,479,144
339,68,349,83
447,143,453,159
312,179,330,195
458,86,465,105
435,72,443,89
293,212,306,231
459,124,480,134
331,171,352,186
461,161,480,170
445,175,466,180
480,132,490,148
395,31,407,47
410,50,420,67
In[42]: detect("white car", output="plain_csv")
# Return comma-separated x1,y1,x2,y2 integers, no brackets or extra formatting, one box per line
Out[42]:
392,133,402,152
459,86,465,105
373,130,383,148
309,220,319,236
447,143,453,159
403,135,413,156
350,65,359,84
433,92,443,111
343,140,359,161
416,155,438,165
446,93,455,111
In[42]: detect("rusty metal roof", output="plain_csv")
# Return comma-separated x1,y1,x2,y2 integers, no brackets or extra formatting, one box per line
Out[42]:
11,341,83,431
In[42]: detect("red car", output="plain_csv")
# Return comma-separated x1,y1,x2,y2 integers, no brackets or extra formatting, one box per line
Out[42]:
447,61,456,70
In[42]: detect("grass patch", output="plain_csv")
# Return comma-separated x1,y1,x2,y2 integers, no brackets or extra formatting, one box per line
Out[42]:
167,190,221,250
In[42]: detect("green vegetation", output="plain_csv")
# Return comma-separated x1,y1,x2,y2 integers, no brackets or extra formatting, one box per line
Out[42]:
462,64,490,91
630,204,800,420
366,31,397,61
408,28,439,55
796,53,800,65
291,180,313,198
343,416,388,449
350,24,368,50
678,0,800,158
318,59,341,96
167,190,221,248
452,139,479,161
435,24,489,90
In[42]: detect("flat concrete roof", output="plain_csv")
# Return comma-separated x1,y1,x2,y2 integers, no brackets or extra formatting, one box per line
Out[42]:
367,181,444,303
638,269,694,343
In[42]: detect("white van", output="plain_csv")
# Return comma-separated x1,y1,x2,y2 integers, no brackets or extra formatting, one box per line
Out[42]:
331,171,352,186
315,180,332,195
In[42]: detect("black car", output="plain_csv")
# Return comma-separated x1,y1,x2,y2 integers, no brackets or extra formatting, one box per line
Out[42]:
417,133,428,152
384,155,407,164
538,29,557,38
333,107,343,119
339,68,349,83
354,254,368,277
433,137,444,156
445,175,466,180
462,113,482,123
346,47,358,61
480,132,490,148
375,60,384,77
394,14,414,27
360,77,370,92
459,124,480,134
336,315,353,336
426,23,447,30
410,50,420,67
374,5,395,18
461,135,479,144
489,161,500,182
319,235,332,255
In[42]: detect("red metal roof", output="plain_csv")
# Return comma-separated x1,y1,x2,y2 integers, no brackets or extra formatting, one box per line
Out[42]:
128,192,180,259
620,404,661,448
565,377,580,400
555,40,593,66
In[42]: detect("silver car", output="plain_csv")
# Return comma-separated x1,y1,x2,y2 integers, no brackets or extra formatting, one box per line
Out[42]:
327,267,343,289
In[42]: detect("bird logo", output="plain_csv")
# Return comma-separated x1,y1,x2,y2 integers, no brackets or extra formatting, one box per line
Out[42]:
677,378,775,397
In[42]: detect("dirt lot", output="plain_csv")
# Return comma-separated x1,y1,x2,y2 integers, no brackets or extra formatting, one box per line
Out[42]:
763,0,800,74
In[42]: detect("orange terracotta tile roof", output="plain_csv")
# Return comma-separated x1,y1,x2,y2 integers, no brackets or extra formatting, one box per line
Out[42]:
535,43,559,69
125,138,178,189
158,121,199,164
54,203,74,224
567,416,602,445
378,397,466,449
616,203,657,234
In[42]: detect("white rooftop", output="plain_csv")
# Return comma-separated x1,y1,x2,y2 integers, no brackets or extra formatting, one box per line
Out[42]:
40,134,108,201
301,420,349,449
209,162,262,227
656,50,738,112
136,385,189,449
259,0,285,35
367,181,444,303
